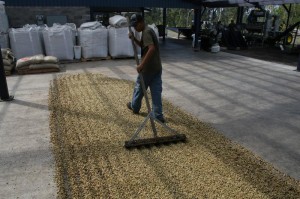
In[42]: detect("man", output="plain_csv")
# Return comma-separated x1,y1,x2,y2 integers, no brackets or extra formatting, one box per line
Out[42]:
127,14,165,123
228,19,236,32
215,21,223,41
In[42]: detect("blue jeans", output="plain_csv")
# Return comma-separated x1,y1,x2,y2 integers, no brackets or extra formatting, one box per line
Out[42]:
131,70,164,119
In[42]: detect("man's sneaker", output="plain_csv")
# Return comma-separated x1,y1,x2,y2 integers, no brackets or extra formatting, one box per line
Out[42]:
156,117,166,123
126,102,139,114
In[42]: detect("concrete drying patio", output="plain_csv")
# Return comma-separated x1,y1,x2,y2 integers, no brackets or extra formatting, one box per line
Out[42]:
0,38,299,198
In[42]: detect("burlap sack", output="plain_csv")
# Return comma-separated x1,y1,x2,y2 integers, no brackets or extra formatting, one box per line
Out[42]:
1,48,10,58
30,54,45,64
16,54,44,69
16,57,32,69
44,56,58,64
3,58,12,66
2,48,14,61
29,63,59,70
4,64,14,71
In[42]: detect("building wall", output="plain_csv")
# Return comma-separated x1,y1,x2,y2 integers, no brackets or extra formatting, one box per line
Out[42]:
6,7,90,28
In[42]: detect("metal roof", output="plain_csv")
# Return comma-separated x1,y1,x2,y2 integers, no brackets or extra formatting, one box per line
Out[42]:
4,0,299,9
185,0,300,7
4,0,199,8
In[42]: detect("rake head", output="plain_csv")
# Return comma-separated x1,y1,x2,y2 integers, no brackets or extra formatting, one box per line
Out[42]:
125,134,187,149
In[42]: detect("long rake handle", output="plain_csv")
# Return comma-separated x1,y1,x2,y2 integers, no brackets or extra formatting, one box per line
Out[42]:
128,23,157,137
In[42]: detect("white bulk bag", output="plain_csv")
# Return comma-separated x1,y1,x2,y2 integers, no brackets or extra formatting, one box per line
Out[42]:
9,26,44,59
43,25,74,60
108,27,134,58
109,15,128,28
0,13,8,32
0,32,8,48
148,24,159,40
66,23,77,45
0,1,5,14
80,21,102,30
53,23,77,45
78,22,108,59
23,24,45,46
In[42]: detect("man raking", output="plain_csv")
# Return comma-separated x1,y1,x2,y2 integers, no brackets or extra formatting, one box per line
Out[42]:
125,14,186,148
127,14,165,123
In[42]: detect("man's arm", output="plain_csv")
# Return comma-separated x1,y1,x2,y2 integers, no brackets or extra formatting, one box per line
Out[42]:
129,33,142,47
137,44,155,73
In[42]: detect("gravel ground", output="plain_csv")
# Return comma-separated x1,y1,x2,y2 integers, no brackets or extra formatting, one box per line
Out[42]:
49,73,300,199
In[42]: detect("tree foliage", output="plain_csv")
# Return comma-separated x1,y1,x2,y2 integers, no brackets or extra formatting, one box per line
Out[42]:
144,8,193,27
269,4,300,26
143,5,299,28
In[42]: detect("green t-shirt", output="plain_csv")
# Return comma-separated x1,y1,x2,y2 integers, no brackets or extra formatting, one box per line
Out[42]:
141,26,162,74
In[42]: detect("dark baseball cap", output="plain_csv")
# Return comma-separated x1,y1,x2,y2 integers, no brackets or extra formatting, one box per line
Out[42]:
130,14,143,27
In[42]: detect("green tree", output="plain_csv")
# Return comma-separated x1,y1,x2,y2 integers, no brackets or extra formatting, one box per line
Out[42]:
143,4,300,29
144,8,193,27
144,8,162,25
272,4,300,27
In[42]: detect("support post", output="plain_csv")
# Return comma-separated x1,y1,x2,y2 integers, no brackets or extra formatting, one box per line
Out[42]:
236,7,244,24
163,8,167,42
0,46,14,102
292,24,299,49
193,8,201,51
142,7,145,18
297,45,300,71
297,55,300,71
283,4,292,45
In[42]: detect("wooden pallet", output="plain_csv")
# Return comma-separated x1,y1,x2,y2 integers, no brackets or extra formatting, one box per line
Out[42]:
81,56,111,62
59,59,81,64
110,56,134,60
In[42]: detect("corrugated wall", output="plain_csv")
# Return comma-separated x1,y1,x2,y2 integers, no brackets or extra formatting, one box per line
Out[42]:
4,0,199,8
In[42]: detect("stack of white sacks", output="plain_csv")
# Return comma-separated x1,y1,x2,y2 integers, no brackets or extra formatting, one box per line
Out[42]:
1,48,15,75
0,1,9,48
43,24,76,60
8,23,76,63
78,21,108,59
2,12,160,74
108,15,134,58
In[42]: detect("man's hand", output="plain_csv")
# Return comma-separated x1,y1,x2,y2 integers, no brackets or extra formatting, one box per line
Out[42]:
128,32,142,47
128,32,134,40
136,64,144,73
